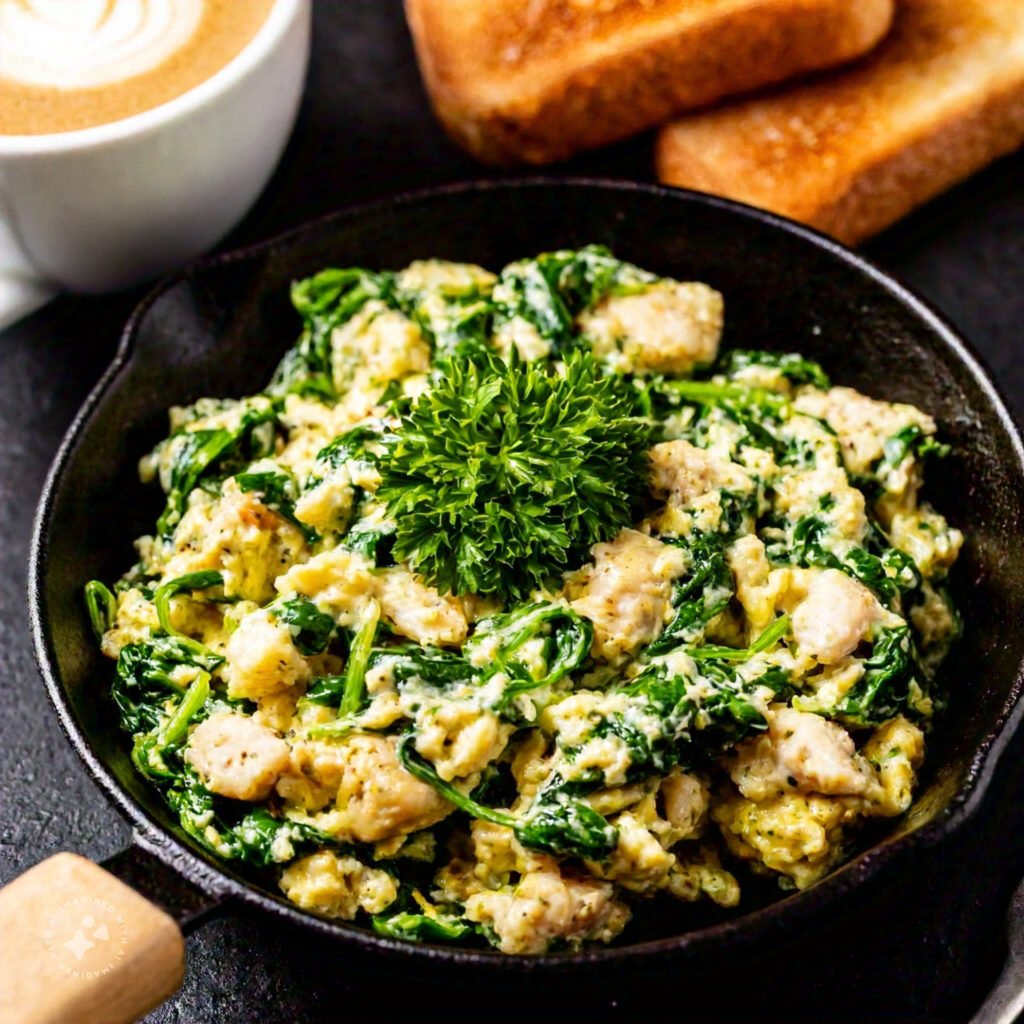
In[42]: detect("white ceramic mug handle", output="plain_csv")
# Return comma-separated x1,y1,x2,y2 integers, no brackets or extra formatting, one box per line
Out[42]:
0,179,55,331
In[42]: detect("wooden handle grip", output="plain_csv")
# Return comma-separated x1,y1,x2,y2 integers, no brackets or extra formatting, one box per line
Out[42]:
0,853,185,1024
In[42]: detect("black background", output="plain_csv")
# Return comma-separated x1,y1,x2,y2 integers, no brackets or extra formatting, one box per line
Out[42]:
1,3,1023,1021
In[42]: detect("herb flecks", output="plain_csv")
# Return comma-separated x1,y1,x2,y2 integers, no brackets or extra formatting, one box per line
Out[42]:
377,352,654,601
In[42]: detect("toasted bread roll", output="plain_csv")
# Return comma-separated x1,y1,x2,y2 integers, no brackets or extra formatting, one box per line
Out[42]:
656,0,1024,244
406,0,894,165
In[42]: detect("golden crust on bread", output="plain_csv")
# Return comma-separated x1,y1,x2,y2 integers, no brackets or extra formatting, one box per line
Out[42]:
405,0,894,165
656,0,1024,244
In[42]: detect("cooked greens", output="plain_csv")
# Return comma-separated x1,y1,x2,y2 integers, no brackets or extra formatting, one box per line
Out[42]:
648,534,734,655
151,397,278,536
492,245,656,355
397,734,620,861
269,596,337,656
85,249,961,956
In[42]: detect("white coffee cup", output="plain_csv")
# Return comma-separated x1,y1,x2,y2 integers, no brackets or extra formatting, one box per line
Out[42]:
0,0,311,327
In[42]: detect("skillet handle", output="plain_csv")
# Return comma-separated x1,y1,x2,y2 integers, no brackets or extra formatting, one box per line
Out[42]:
0,852,184,1024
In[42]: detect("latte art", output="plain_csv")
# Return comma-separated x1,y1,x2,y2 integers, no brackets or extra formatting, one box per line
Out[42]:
0,0,203,90
0,0,275,135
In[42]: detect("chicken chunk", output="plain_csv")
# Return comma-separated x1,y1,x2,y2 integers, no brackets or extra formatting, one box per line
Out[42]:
729,708,870,799
375,568,469,646
794,386,935,476
579,281,723,376
463,868,631,955
569,529,687,662
225,607,311,700
184,711,290,802
727,733,785,802
772,708,869,796
333,734,452,843
648,440,750,508
659,770,710,838
279,850,398,920
791,569,882,664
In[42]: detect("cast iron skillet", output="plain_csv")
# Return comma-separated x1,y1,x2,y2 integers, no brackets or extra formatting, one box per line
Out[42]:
24,180,1024,996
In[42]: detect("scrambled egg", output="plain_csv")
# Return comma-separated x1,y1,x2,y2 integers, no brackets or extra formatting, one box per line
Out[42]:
93,251,961,955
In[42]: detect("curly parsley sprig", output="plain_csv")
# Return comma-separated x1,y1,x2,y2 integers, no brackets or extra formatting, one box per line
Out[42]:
377,352,654,601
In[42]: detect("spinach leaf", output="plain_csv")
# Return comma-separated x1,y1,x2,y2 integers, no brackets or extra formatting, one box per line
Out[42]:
270,268,396,398
381,645,478,691
236,466,319,544
660,379,790,459
342,519,397,565
166,772,341,867
338,602,381,716
647,534,733,655
465,602,593,709
830,626,928,726
309,425,384,480
114,637,224,735
155,400,279,537
84,579,116,641
227,808,340,868
470,762,518,808
880,424,950,475
395,272,494,361
300,426,389,542
396,734,618,861
715,349,831,391
717,487,761,539
153,570,225,637
845,545,921,603
270,596,337,656
765,507,921,605
595,659,783,776
132,671,210,780
372,911,475,944
687,613,790,663
855,424,952,499
306,643,478,712
513,782,619,861
555,656,790,786
308,603,382,733
302,674,348,707
370,888,476,944
494,245,655,356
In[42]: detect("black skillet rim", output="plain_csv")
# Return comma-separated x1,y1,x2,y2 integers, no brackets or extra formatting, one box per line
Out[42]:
27,178,1024,971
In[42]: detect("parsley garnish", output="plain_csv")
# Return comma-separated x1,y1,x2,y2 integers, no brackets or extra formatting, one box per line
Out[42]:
377,352,654,600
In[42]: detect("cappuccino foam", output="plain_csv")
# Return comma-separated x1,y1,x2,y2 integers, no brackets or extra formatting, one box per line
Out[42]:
0,0,275,135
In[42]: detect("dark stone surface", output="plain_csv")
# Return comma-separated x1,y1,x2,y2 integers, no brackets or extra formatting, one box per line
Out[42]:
0,2,1021,1021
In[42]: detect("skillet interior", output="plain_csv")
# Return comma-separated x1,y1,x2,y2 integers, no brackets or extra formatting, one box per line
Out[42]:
32,180,1024,968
